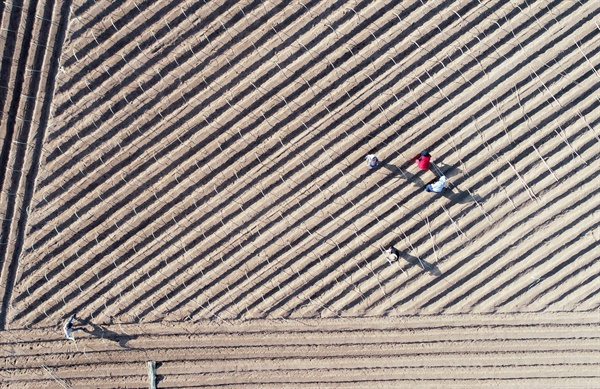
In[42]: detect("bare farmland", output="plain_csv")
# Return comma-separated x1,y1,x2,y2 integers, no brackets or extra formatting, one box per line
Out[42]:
0,0,598,387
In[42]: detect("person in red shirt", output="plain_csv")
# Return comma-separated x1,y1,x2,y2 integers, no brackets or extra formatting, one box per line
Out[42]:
413,150,431,170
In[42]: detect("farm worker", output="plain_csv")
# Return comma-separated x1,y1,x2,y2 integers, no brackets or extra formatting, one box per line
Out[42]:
365,154,378,169
413,150,431,170
385,246,400,263
425,175,447,193
63,314,81,340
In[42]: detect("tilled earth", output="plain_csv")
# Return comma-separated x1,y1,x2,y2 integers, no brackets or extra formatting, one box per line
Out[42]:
0,0,598,387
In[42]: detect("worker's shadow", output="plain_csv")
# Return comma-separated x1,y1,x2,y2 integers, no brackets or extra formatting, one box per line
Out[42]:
381,162,424,188
437,187,485,204
381,161,483,205
401,252,441,276
432,162,463,179
80,320,137,349
428,163,485,203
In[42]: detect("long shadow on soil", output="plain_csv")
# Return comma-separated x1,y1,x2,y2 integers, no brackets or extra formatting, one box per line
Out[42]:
536,245,598,308
16,0,389,312
80,320,138,349
31,0,465,249
400,251,441,277
58,0,201,92
112,0,492,318
67,0,128,42
381,162,425,189
334,90,600,317
24,0,398,269
0,0,68,330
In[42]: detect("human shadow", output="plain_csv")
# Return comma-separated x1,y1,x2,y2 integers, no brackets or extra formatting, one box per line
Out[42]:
431,161,463,179
400,251,441,276
435,187,485,204
80,320,138,348
381,161,424,188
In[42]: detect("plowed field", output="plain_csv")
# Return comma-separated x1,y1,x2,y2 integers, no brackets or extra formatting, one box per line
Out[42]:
0,0,598,387
2,312,599,388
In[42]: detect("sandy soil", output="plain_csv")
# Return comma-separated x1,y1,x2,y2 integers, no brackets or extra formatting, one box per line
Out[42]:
1,311,599,388
0,0,598,387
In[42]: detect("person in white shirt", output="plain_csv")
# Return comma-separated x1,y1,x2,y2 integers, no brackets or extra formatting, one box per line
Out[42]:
385,246,400,264
63,314,81,340
365,154,378,169
425,175,446,193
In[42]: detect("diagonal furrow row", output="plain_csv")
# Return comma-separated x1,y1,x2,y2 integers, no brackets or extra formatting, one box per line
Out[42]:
55,0,195,98
0,0,71,329
14,0,438,322
22,0,332,268
258,28,600,318
67,0,436,322
209,0,596,318
66,0,128,43
27,0,338,242
542,259,600,310
142,0,544,316
7,0,598,330
296,59,600,316
95,0,496,322
50,0,596,322
11,0,376,316
40,0,253,191
122,1,592,320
